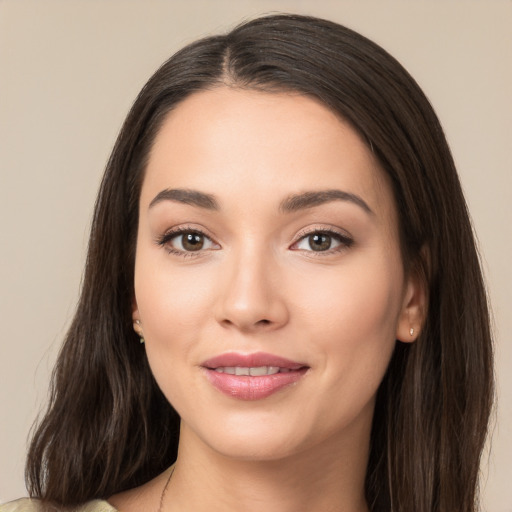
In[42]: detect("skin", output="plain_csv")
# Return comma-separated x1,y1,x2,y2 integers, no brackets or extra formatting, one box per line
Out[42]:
110,88,424,512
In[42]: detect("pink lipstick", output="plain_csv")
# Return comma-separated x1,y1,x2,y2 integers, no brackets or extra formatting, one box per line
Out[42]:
201,352,308,400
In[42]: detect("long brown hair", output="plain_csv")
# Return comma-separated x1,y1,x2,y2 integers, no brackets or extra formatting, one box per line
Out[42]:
26,14,493,512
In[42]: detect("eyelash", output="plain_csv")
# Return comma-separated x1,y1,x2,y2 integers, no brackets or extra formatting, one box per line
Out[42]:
156,226,217,258
291,227,354,256
156,226,354,258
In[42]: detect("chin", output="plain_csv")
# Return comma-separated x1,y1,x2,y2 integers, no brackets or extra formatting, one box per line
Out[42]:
183,416,312,462
208,434,305,462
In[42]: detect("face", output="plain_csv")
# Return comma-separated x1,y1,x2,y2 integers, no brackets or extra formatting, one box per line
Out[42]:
133,88,422,462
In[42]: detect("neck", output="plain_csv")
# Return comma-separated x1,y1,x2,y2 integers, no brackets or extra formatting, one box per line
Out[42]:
164,423,370,512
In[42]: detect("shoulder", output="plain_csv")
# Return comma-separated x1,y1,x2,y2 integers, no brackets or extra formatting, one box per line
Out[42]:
0,499,117,512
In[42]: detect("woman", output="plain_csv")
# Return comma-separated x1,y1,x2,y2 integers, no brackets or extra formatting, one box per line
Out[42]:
3,13,493,512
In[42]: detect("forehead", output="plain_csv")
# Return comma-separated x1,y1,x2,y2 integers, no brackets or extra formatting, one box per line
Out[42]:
141,87,396,224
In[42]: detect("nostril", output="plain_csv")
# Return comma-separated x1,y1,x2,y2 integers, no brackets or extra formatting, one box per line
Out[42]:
256,319,271,326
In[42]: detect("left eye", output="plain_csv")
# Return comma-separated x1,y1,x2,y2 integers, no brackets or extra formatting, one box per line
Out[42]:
168,231,217,252
293,231,350,252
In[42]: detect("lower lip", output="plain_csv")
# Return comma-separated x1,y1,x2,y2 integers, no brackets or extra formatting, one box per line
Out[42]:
203,368,308,400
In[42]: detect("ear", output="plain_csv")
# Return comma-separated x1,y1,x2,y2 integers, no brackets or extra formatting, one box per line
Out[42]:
395,270,427,343
132,298,143,336
132,299,140,322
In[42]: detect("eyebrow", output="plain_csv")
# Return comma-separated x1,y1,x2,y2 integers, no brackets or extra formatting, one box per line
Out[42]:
279,190,373,215
148,187,373,215
149,188,219,210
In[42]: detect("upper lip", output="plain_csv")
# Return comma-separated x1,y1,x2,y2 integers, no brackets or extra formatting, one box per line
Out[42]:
201,352,307,370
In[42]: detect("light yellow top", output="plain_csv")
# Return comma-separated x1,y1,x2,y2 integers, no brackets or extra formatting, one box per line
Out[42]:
0,498,117,512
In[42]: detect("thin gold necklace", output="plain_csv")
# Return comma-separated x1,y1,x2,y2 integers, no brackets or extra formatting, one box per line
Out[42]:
157,467,175,512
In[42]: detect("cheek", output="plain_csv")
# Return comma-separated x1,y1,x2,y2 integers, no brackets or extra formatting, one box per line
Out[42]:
294,253,404,383
297,255,402,335
135,246,213,321
133,249,218,376
290,258,402,435
134,262,216,413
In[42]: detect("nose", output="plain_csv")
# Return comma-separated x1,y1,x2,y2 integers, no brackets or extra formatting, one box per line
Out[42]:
214,247,289,333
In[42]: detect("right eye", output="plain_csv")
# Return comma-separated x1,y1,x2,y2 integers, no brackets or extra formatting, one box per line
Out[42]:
158,229,220,255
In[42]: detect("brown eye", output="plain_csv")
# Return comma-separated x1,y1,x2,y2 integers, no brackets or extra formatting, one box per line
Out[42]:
293,230,353,253
181,233,204,251
160,230,218,254
308,233,333,251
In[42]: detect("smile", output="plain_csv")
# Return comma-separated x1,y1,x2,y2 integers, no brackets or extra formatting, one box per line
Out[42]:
201,352,309,400
213,366,291,375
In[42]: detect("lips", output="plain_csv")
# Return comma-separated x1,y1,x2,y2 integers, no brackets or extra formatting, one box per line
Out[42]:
201,352,309,400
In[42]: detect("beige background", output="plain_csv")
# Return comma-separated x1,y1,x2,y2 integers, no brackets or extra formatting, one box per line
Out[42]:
0,0,510,509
